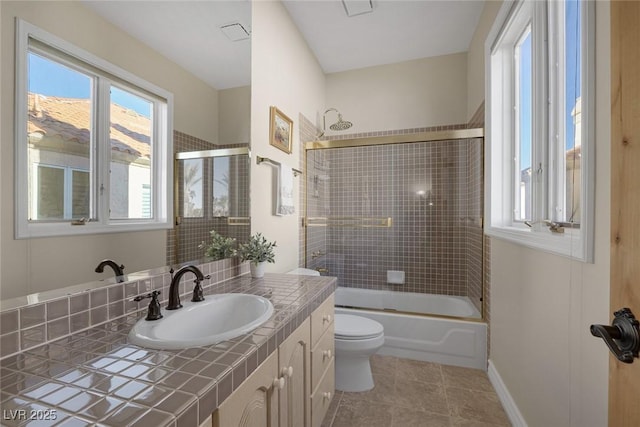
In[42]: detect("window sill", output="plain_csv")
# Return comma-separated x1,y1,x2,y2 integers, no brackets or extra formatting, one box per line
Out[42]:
16,220,172,239
486,224,590,262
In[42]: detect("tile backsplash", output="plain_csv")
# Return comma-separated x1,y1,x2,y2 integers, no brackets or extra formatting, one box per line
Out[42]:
0,258,249,360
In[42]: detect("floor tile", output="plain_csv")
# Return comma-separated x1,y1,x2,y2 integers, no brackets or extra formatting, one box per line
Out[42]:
393,376,449,415
391,406,452,427
370,354,398,377
332,395,394,427
446,387,510,426
396,358,443,384
442,365,495,392
324,357,510,427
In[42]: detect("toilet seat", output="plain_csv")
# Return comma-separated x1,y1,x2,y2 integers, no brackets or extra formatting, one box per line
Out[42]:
335,314,384,340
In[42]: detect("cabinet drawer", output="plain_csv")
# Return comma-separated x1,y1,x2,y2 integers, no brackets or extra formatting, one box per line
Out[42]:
310,359,335,427
310,326,334,391
311,294,334,347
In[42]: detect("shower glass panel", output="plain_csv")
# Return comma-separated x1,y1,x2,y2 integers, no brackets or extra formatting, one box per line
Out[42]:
170,147,250,265
305,136,483,318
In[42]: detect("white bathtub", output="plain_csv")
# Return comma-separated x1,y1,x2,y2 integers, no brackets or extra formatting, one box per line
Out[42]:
335,287,487,370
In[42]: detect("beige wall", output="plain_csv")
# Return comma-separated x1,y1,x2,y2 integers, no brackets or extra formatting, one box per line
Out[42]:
0,1,219,299
251,0,325,273
466,0,502,120
325,53,467,133
488,2,610,426
219,86,251,145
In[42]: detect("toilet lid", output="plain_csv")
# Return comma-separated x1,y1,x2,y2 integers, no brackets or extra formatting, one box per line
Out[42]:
334,314,383,339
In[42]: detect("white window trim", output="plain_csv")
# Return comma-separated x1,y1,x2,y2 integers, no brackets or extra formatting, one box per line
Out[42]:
15,19,174,239
485,0,595,262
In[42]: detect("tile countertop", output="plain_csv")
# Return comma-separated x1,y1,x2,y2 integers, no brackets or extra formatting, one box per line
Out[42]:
0,273,336,427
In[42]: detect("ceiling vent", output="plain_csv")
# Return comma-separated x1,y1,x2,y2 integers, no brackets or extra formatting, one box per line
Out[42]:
220,23,251,41
342,0,374,17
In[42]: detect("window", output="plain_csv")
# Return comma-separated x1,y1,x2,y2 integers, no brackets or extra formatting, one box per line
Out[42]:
486,0,594,261
32,165,89,220
15,20,173,238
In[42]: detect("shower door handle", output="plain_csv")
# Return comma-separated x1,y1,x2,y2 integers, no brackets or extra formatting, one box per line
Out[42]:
590,308,640,364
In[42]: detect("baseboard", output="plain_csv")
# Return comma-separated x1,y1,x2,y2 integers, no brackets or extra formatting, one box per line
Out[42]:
487,359,528,427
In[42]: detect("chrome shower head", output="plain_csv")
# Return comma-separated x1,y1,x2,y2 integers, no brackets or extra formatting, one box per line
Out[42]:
319,108,353,137
329,112,353,131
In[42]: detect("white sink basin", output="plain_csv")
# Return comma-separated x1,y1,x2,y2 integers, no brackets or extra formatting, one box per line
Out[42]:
129,293,274,350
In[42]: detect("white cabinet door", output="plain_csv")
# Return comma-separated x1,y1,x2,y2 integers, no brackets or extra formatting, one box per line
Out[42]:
214,351,279,427
278,318,311,427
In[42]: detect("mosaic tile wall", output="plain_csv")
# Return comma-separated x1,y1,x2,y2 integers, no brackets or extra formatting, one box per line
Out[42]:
167,131,250,266
300,121,485,310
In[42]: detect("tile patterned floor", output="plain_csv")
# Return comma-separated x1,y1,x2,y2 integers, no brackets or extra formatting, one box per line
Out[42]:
321,355,511,427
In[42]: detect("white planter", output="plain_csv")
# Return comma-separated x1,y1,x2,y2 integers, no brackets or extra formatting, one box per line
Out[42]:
250,261,266,278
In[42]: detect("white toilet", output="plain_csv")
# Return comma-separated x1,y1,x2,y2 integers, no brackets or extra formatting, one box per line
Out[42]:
287,268,385,392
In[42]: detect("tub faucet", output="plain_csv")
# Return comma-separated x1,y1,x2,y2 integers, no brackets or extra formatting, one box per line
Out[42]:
167,265,211,310
95,259,125,283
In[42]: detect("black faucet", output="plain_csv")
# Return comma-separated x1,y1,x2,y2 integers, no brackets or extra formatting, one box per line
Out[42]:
133,290,163,321
167,265,211,310
95,259,125,283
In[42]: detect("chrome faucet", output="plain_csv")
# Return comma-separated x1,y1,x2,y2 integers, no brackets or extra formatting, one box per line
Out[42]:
95,259,125,283
167,265,211,310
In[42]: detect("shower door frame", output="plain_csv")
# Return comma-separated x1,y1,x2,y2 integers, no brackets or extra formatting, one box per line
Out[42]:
302,128,486,321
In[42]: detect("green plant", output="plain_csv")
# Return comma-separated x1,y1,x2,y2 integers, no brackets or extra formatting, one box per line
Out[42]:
238,233,277,264
199,230,237,260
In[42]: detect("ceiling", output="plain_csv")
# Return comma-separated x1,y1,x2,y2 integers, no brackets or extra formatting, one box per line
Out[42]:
283,0,485,74
83,0,484,90
82,1,252,90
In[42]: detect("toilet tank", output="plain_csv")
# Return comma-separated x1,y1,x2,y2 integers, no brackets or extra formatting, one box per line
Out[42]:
286,267,320,276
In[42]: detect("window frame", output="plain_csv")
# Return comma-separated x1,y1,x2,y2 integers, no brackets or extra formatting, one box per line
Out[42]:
15,19,174,239
485,0,595,262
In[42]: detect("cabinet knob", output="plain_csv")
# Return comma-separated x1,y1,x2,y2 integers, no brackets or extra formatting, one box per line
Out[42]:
273,377,285,390
323,314,332,323
322,349,332,360
281,366,293,378
323,391,332,401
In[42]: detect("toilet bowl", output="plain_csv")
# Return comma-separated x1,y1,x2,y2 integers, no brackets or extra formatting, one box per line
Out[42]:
286,268,385,392
334,313,384,392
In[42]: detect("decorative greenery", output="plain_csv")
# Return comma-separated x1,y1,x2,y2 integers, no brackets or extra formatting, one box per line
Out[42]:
238,233,277,264
199,230,237,260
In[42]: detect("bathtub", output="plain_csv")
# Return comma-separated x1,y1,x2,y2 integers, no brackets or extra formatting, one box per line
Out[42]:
335,287,487,370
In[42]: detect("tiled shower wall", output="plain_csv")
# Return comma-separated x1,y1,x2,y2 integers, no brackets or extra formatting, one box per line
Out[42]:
301,120,485,311
166,131,250,266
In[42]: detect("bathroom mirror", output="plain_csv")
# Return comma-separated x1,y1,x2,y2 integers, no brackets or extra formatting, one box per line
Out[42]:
171,148,251,265
1,0,251,303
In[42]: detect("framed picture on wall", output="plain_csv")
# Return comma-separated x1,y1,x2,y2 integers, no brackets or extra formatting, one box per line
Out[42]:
269,106,293,154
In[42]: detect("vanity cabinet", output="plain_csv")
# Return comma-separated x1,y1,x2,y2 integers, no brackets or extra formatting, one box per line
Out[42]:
309,295,335,427
278,317,311,427
213,294,334,427
213,350,279,427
